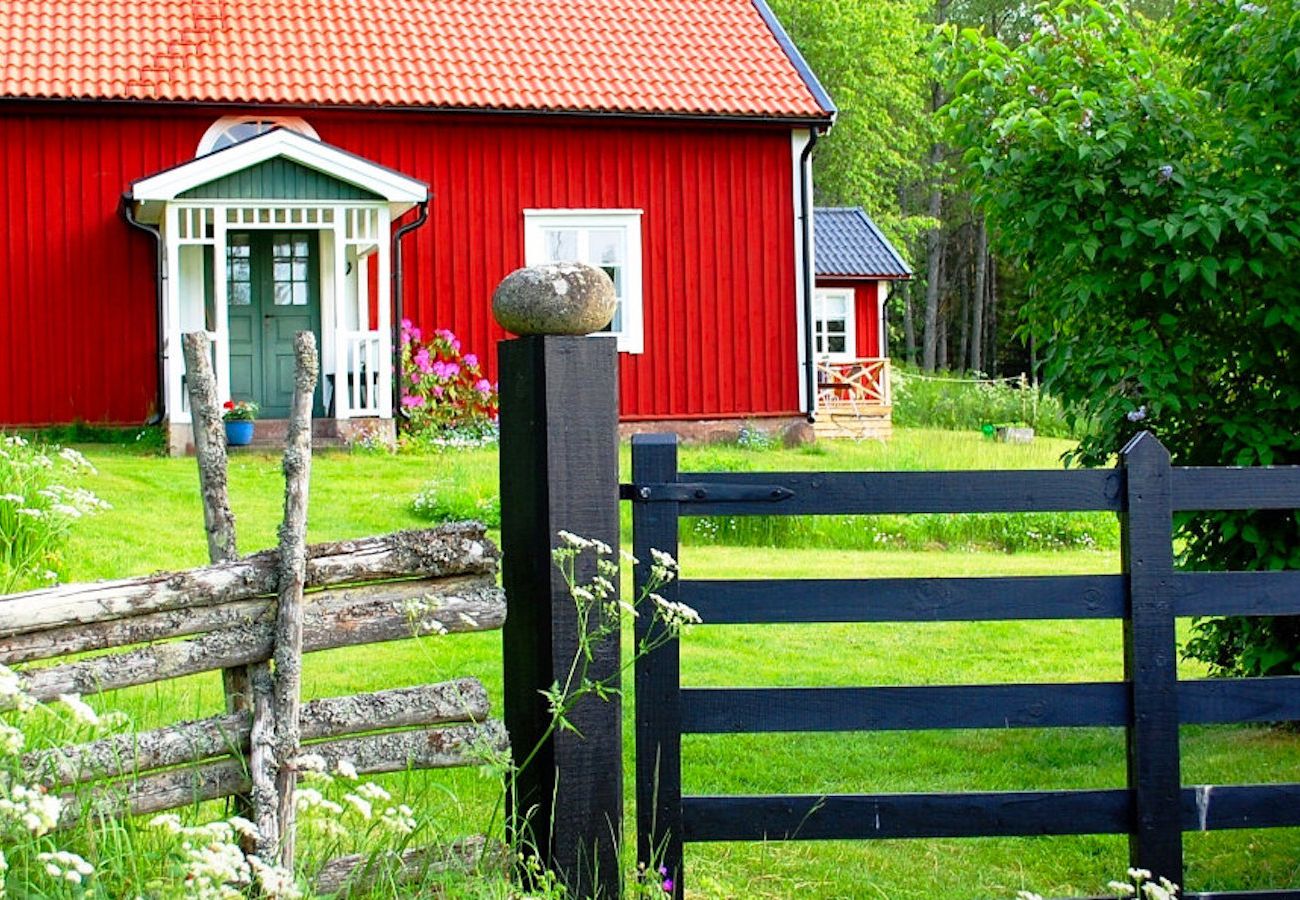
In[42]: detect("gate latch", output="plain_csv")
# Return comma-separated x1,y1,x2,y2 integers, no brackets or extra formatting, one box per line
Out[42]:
619,482,795,503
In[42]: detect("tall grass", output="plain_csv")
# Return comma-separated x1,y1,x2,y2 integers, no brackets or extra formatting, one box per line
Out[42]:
891,365,1082,439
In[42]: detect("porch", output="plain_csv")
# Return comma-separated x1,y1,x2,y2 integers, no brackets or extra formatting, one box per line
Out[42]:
814,357,893,440
126,129,428,455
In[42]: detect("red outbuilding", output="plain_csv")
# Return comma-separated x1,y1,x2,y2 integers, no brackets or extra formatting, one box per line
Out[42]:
0,0,836,451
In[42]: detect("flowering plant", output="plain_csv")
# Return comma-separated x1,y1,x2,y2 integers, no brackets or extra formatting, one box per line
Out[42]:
399,320,498,440
222,400,259,422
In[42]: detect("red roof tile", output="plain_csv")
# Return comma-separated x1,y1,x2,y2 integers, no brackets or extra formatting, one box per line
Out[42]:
0,0,830,120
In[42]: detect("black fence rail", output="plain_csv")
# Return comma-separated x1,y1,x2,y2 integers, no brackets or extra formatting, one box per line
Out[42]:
627,431,1300,900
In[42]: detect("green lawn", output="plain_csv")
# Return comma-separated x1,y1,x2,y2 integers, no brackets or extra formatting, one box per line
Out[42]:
28,431,1300,898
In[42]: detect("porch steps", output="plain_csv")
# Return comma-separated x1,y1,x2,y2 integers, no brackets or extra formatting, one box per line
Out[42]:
813,402,893,441
229,419,348,452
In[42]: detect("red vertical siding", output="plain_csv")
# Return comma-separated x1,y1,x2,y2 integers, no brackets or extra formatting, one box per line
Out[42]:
0,104,801,424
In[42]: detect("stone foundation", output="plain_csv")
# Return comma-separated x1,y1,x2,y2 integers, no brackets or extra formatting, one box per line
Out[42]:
165,417,395,456
617,415,812,446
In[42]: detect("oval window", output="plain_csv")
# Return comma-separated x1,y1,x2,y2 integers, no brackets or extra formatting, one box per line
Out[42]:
196,116,319,156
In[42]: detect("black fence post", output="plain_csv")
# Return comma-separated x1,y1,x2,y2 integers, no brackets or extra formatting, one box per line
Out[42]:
499,334,622,898
1119,430,1184,883
631,434,684,899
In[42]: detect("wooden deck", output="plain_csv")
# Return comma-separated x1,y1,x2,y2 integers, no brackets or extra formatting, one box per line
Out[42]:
813,357,892,440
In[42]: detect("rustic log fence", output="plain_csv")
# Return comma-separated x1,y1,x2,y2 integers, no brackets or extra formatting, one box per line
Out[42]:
626,430,1300,900
1,329,508,896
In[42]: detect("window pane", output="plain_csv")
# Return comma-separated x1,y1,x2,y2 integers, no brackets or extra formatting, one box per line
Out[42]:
274,283,291,306
826,320,846,334
230,282,251,306
828,335,846,353
545,229,579,261
231,259,250,281
590,229,624,266
273,236,292,257
292,261,308,281
600,264,622,296
292,282,307,306
274,262,291,282
815,334,825,354
293,238,309,257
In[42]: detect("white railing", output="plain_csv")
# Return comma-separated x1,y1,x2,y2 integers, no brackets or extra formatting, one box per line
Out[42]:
337,331,383,418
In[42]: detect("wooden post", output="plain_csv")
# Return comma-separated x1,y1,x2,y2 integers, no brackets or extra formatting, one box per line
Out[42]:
631,434,684,899
499,334,621,899
181,333,238,564
183,332,259,831
272,331,318,866
1119,431,1184,883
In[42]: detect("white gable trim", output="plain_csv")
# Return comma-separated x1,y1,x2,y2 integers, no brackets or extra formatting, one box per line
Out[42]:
131,129,428,205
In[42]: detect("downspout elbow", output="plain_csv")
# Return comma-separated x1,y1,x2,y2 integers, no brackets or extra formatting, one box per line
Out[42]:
390,200,431,417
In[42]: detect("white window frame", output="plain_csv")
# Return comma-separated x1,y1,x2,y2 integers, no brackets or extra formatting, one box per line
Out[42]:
523,209,644,354
197,115,320,157
813,287,856,360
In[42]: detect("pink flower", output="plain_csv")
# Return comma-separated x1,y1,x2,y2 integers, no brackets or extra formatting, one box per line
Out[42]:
432,385,444,397
414,348,432,373
475,378,492,393
432,360,450,379
463,353,479,368
444,362,460,378
401,395,425,408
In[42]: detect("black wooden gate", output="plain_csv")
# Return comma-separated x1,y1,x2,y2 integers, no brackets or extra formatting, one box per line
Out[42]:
627,430,1300,900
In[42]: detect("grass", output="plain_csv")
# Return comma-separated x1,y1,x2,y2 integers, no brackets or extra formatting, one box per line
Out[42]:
21,431,1300,898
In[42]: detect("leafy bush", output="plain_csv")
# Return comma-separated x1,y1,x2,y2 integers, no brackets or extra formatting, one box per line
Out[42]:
399,320,498,442
944,0,1300,676
890,366,1080,439
411,481,501,528
0,436,110,592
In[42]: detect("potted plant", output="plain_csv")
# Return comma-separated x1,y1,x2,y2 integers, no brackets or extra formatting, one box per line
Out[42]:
222,399,259,446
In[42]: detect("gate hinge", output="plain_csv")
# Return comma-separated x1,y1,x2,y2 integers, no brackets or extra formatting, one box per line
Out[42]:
619,482,795,503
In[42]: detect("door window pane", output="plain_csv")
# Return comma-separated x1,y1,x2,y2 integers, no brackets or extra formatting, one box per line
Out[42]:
227,235,252,306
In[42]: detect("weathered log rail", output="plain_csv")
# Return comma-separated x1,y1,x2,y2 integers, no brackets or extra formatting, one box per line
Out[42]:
3,522,509,890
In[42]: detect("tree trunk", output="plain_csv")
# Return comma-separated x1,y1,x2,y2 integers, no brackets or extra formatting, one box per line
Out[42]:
922,144,944,372
988,256,1000,375
970,218,988,374
902,279,917,365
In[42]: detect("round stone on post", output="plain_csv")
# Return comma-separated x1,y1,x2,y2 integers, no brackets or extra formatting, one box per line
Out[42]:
492,262,617,336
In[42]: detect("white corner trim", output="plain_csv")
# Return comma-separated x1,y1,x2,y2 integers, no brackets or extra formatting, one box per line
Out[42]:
791,128,812,413
132,130,428,204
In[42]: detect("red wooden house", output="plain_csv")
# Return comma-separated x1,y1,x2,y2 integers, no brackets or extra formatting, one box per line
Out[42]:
812,206,912,439
0,0,835,452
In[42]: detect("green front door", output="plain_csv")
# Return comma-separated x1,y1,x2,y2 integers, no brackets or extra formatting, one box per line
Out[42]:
226,231,322,419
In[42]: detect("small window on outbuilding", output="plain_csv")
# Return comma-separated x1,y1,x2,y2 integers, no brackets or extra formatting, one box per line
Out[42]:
523,209,644,354
196,116,320,156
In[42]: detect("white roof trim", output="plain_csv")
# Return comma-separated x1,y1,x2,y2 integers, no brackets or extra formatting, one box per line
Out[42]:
131,129,428,204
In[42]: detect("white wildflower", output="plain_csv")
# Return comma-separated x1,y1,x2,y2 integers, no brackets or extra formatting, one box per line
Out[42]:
57,693,101,726
0,724,23,754
591,538,613,555
227,815,258,840
0,493,23,503
291,752,328,774
1109,881,1138,897
1128,869,1153,883
334,759,358,780
16,508,43,518
57,447,96,473
342,792,373,820
248,855,302,899
356,782,391,803
557,530,592,548
619,549,639,565
650,548,678,571
380,803,416,834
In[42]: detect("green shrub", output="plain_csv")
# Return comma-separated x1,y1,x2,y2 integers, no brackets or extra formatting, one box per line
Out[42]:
410,480,501,528
0,436,110,592
890,366,1082,439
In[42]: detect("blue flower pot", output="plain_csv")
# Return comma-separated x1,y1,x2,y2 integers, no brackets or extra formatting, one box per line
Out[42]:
225,420,255,446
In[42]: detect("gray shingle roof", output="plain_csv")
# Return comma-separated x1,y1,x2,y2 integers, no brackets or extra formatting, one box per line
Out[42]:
814,207,912,278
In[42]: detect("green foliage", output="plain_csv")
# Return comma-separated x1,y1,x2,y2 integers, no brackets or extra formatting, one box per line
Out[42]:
411,480,501,528
21,423,166,450
891,366,1081,438
942,0,1300,675
769,0,935,245
0,437,109,592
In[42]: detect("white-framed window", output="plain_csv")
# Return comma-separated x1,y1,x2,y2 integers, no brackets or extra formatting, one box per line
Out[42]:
813,288,856,360
196,116,320,157
523,209,644,354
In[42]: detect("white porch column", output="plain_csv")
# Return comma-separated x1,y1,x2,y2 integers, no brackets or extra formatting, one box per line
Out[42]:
212,210,230,403
377,207,394,419
163,205,185,420
333,213,351,420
